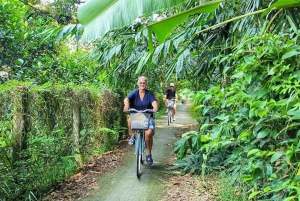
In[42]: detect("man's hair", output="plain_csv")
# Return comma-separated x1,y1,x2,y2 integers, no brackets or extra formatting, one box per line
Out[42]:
137,76,148,84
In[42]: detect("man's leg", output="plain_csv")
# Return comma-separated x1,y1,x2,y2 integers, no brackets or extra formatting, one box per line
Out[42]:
145,129,153,165
172,104,177,121
145,129,153,156
127,116,135,145
145,118,155,165
165,100,168,113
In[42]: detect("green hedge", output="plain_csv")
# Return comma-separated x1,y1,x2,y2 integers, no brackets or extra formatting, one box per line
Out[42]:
0,81,125,200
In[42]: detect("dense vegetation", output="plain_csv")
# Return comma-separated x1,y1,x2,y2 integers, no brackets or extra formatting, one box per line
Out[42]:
1,0,300,200
173,32,300,200
0,1,125,200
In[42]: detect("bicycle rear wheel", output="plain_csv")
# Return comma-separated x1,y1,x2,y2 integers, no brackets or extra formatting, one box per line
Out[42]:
136,132,142,178
168,109,172,126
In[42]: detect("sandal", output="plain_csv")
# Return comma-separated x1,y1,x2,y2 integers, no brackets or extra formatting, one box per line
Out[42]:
128,135,135,145
146,155,153,165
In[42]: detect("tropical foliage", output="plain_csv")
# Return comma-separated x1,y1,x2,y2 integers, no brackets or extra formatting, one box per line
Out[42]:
1,0,300,200
173,31,300,200
0,0,98,85
76,0,300,200
74,0,300,89
0,0,124,200
77,0,195,42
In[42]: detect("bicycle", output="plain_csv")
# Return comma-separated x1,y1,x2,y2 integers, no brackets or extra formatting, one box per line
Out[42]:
165,98,176,126
124,108,154,178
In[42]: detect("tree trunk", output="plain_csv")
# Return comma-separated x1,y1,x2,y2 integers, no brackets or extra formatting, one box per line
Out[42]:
72,92,83,167
12,86,29,164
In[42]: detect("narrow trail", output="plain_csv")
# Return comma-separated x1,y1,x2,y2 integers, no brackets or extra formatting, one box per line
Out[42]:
78,101,197,201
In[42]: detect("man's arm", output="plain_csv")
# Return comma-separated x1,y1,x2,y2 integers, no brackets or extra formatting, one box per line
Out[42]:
164,89,168,100
152,100,158,112
163,94,167,100
123,97,130,111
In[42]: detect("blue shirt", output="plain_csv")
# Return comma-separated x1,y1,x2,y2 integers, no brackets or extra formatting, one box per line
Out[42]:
127,89,156,114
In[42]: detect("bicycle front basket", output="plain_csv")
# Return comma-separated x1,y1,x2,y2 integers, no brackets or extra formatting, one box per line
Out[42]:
130,113,151,129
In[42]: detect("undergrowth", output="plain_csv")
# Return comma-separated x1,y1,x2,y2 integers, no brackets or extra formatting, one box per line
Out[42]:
171,31,300,200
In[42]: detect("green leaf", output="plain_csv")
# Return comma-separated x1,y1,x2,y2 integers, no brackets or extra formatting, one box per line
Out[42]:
247,149,261,157
215,113,229,121
283,196,298,201
163,40,171,57
282,50,300,60
135,52,151,75
293,175,300,182
147,0,223,43
245,74,252,84
252,87,269,99
264,186,272,193
253,168,262,180
17,58,24,65
287,109,300,120
176,51,185,73
266,163,273,176
182,130,199,137
238,130,251,138
248,191,261,200
0,137,7,147
200,135,210,142
257,130,269,139
262,0,300,17
271,152,284,163
78,0,190,41
56,24,80,42
242,175,253,182
203,153,207,161
203,106,212,115
221,140,233,146
287,14,298,33
152,43,164,64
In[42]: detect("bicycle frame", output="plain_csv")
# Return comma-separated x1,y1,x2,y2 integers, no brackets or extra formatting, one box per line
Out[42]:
134,129,145,178
124,108,154,178
166,99,176,126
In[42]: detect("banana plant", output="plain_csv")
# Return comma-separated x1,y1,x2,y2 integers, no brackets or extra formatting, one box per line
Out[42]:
77,0,187,41
77,0,223,51
74,0,300,82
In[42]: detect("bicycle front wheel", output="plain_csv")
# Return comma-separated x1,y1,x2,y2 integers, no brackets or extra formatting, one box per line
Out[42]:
136,132,142,178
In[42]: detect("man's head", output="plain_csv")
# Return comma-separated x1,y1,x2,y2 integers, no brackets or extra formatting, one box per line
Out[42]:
137,76,148,89
170,83,174,90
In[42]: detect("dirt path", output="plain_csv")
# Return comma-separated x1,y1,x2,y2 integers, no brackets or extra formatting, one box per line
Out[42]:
76,102,196,201
44,102,218,201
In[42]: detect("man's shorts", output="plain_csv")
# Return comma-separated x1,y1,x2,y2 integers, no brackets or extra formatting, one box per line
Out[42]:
149,117,155,135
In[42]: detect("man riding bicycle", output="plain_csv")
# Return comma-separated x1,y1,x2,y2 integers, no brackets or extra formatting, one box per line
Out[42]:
163,83,178,121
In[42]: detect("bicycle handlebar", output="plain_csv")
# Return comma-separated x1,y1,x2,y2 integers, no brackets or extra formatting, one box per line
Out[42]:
123,108,155,113
164,98,177,102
